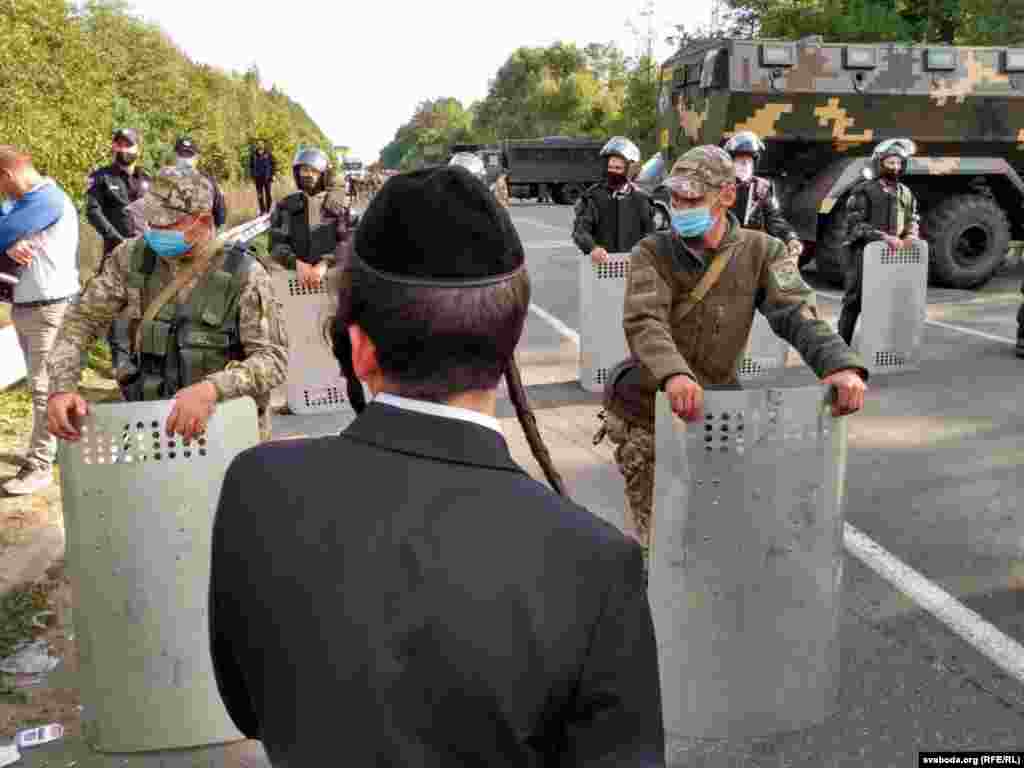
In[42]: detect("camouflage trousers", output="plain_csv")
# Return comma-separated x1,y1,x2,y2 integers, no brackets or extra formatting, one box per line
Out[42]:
597,410,655,550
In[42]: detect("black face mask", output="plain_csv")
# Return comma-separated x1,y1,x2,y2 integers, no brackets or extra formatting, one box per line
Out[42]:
298,177,318,194
881,167,900,181
114,152,137,167
607,171,627,189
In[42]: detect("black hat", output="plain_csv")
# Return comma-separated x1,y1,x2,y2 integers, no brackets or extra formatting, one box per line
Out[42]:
353,165,524,287
175,136,198,155
112,128,140,146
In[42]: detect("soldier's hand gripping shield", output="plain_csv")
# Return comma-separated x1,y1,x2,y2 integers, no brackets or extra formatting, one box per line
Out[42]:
649,384,850,747
56,397,259,752
600,136,641,164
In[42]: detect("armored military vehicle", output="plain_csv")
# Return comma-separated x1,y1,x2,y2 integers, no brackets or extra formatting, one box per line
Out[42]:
499,137,606,205
655,36,1024,288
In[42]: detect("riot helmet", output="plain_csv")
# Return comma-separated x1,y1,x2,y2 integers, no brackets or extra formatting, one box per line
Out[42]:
723,131,766,183
292,147,330,195
600,137,641,164
872,138,916,179
448,152,487,183
723,131,765,161
635,152,667,188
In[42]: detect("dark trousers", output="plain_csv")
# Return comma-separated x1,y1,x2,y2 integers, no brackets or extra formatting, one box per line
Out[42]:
254,179,273,215
1017,278,1024,353
838,245,863,346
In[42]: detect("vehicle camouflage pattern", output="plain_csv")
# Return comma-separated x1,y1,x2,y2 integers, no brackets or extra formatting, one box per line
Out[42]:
655,36,1024,288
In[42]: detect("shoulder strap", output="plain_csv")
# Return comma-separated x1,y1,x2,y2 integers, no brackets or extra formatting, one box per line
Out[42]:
130,237,156,276
676,243,737,321
635,233,736,321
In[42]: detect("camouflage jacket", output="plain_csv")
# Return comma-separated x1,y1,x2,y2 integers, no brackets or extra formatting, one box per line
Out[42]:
734,176,798,244
622,213,867,409
844,178,919,247
47,237,289,411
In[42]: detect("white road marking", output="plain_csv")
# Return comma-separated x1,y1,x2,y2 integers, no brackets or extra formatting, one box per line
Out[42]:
844,522,1024,687
528,304,580,345
816,290,1018,346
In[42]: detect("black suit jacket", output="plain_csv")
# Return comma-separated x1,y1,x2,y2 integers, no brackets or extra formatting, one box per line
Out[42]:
209,401,665,767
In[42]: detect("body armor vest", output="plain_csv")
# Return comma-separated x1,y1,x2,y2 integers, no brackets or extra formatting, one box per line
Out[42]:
269,192,337,266
120,239,252,401
853,179,914,239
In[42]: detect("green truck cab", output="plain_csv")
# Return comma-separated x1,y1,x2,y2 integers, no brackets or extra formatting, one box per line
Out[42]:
656,35,1024,288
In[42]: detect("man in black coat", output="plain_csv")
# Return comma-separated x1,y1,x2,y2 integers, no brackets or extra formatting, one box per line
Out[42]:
249,140,276,215
572,136,656,265
209,165,666,766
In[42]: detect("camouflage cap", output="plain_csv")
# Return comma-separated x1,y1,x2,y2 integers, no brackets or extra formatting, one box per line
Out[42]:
664,145,735,199
141,166,214,227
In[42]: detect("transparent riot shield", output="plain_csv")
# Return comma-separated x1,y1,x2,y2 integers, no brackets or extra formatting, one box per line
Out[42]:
737,311,790,381
57,397,259,752
855,239,928,373
649,386,849,744
578,254,631,393
272,270,369,414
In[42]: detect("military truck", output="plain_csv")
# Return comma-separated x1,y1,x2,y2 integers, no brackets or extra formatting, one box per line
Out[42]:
655,35,1024,288
499,137,606,205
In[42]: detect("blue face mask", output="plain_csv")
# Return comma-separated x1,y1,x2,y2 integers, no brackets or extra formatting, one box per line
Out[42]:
0,197,13,217
143,228,191,258
671,207,715,238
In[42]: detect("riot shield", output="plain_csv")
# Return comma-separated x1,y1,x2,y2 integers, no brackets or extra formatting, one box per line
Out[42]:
0,325,27,389
855,239,928,373
272,270,369,415
57,397,259,752
737,311,790,380
650,386,849,744
579,254,631,393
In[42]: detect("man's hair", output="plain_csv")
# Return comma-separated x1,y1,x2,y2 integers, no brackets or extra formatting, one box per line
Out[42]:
335,267,531,403
0,146,32,173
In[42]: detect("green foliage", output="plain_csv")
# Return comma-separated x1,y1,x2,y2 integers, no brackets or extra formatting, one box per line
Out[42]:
723,0,1021,44
0,0,332,210
379,41,665,170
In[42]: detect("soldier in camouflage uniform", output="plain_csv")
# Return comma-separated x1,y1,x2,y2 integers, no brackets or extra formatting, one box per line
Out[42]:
838,138,921,346
596,146,869,550
268,148,350,290
46,167,288,445
723,131,804,260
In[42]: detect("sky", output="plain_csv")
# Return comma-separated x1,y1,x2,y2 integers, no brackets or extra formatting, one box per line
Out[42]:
126,0,714,164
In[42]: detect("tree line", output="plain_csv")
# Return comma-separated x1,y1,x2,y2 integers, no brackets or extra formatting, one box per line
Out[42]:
1,0,333,208
378,0,1021,170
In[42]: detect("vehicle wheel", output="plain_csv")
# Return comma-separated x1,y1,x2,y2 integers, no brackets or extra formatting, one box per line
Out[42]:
813,208,847,286
560,183,584,206
923,194,1010,289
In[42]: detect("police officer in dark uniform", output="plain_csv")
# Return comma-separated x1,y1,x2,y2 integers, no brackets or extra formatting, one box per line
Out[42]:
85,128,151,262
173,136,226,229
209,165,666,766
839,138,921,346
723,131,805,261
572,136,657,265
85,128,151,371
